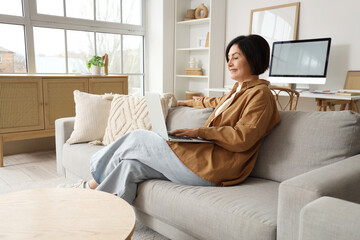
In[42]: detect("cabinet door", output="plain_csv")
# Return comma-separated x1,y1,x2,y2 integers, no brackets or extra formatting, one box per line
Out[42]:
89,76,128,95
0,77,44,134
43,78,88,129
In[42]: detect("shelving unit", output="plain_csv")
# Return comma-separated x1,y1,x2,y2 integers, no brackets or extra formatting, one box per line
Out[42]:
174,0,225,99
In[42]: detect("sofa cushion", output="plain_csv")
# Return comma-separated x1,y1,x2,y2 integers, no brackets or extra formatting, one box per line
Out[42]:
66,90,113,144
62,143,103,180
102,94,174,145
166,106,214,131
252,111,360,182
134,177,279,240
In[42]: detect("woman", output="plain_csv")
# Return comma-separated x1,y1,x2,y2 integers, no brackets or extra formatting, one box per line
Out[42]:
73,34,280,204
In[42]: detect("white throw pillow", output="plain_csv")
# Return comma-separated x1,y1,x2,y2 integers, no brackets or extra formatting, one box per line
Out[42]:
102,93,175,145
66,90,114,144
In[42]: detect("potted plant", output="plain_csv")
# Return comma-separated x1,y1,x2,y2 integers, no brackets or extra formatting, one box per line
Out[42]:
86,55,105,75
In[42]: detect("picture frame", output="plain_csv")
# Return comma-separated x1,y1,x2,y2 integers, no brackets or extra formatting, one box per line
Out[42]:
249,2,300,88
249,2,300,45
205,32,209,48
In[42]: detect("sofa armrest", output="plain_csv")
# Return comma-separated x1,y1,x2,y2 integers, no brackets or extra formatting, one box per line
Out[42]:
55,117,75,176
299,197,360,240
277,154,360,240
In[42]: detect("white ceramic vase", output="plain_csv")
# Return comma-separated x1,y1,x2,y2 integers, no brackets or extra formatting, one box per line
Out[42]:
91,66,102,75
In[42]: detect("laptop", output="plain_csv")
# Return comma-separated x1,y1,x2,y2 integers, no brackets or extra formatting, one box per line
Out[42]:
145,92,212,143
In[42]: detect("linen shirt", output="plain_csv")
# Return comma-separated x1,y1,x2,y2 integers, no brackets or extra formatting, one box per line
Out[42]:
167,79,281,186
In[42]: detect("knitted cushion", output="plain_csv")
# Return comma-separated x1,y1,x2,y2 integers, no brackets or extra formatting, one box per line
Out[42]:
102,94,174,145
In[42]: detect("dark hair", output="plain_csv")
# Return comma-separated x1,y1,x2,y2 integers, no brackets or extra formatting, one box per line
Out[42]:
225,35,270,75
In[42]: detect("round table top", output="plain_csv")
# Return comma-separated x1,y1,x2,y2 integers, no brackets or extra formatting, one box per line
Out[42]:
0,188,136,240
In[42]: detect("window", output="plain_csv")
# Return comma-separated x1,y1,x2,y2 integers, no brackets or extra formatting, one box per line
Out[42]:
0,23,27,73
33,27,66,73
0,0,23,16
0,0,145,95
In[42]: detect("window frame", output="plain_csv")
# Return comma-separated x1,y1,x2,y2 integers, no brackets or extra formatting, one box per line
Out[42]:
0,0,145,94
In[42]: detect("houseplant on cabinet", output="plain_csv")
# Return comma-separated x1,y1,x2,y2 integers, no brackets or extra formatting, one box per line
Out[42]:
86,55,105,75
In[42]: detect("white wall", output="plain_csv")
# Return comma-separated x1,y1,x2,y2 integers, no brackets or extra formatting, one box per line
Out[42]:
146,0,359,110
225,0,360,91
145,0,174,94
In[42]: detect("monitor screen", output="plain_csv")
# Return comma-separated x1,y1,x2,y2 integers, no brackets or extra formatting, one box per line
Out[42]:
269,38,331,84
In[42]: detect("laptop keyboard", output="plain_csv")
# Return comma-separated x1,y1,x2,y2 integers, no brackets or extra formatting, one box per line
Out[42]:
167,132,192,140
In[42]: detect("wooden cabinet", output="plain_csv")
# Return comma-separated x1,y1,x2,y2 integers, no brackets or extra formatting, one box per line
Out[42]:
174,0,226,99
0,75,128,167
43,78,89,129
0,77,44,134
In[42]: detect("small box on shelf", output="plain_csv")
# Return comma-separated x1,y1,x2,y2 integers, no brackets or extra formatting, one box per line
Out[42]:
185,68,203,75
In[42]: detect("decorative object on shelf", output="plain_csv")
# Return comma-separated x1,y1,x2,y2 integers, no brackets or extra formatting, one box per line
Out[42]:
86,55,105,75
205,32,210,47
186,68,203,75
195,3,209,19
186,57,202,75
185,9,196,21
197,37,206,48
188,57,197,68
186,91,202,100
102,53,109,75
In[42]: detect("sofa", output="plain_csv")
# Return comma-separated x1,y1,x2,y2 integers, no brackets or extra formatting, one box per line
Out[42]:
55,107,360,240
299,196,360,240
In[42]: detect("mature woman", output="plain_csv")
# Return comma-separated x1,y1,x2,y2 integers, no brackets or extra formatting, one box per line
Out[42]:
70,34,280,204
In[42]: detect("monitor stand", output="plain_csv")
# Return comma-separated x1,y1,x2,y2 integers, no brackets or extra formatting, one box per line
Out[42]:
292,83,310,92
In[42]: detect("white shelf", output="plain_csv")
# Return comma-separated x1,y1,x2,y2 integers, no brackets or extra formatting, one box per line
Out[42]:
174,0,225,99
177,18,210,25
176,75,209,79
177,47,209,51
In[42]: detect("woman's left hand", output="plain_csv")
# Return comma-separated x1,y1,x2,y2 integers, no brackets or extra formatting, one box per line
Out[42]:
170,128,199,138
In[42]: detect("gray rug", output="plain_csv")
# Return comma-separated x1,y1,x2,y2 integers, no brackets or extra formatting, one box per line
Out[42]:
1,177,169,240
133,221,170,240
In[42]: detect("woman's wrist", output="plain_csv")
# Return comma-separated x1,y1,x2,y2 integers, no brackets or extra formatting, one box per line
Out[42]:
177,100,192,106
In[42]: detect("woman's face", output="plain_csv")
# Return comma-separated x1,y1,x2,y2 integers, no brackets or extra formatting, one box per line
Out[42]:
227,44,253,83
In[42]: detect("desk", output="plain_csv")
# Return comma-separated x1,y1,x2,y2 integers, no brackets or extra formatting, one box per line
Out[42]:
206,88,360,112
297,92,360,112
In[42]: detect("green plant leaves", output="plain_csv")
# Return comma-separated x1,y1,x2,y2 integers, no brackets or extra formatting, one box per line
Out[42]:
86,55,105,69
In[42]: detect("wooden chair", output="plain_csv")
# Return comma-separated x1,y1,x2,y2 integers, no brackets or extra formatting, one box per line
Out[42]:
269,86,300,111
315,71,360,113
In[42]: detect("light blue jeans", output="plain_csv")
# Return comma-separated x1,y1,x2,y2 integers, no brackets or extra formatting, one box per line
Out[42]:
90,129,215,204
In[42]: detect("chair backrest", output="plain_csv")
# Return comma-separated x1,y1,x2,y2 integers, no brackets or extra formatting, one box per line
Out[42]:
269,86,300,111
344,71,360,90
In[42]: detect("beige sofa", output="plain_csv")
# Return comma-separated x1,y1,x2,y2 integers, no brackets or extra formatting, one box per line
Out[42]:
55,107,360,240
299,196,360,240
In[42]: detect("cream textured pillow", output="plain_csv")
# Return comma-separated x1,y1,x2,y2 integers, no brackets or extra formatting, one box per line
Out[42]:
102,94,175,145
66,90,114,144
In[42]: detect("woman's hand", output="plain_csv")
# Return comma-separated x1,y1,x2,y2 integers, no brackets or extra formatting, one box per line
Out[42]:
170,128,199,138
177,100,191,106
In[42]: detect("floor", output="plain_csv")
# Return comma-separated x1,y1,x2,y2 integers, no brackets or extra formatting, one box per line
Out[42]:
0,151,74,194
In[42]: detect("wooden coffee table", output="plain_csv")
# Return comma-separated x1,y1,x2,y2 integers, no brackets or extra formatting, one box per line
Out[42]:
0,188,136,239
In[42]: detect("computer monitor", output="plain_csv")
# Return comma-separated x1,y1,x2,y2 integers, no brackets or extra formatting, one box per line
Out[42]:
269,38,331,85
